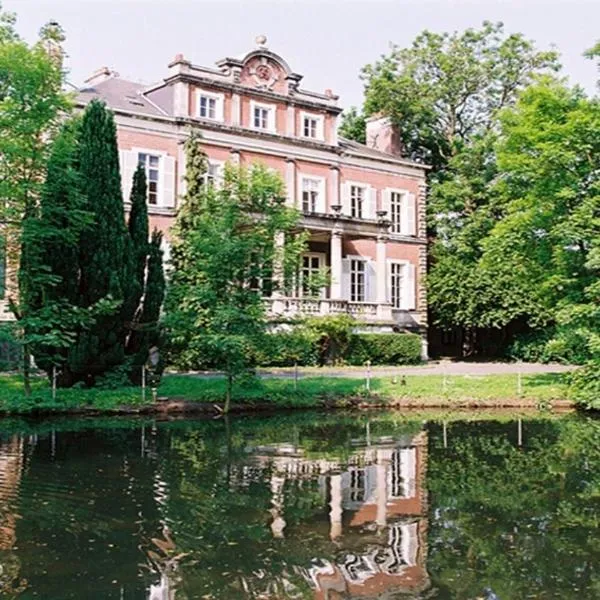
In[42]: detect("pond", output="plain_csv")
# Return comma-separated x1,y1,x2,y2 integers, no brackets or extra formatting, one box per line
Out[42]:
0,411,598,599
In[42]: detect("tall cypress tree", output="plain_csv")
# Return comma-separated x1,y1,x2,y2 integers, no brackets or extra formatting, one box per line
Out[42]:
68,100,130,385
124,167,165,382
124,164,148,324
20,118,94,382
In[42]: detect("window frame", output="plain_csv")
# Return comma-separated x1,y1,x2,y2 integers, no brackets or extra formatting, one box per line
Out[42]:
388,259,409,309
387,188,410,235
134,148,165,207
250,100,276,132
300,111,324,141
298,252,326,298
299,176,325,214
201,160,225,188
196,89,224,122
349,183,367,219
349,257,367,303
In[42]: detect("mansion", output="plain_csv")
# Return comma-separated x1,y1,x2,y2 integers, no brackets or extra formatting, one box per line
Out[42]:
77,37,429,347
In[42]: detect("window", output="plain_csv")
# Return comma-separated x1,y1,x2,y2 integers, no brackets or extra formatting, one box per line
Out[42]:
301,112,324,140
300,254,323,297
201,162,223,187
138,153,160,205
197,91,223,121
302,178,321,214
251,101,275,131
199,95,216,119
349,468,366,502
350,185,365,219
350,259,366,302
390,262,404,309
390,191,404,234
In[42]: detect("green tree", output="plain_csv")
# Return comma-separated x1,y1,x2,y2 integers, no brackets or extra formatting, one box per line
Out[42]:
62,100,132,386
166,133,310,412
19,118,99,381
0,5,71,394
338,106,366,144
359,21,559,173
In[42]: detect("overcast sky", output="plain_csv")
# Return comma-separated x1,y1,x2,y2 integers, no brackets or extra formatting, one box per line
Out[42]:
5,0,599,108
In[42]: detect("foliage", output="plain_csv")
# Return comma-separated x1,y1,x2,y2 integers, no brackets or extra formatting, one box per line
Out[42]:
22,103,165,388
338,106,366,143
165,132,309,410
359,21,559,173
569,362,600,409
0,6,71,394
253,330,319,367
0,323,21,371
427,417,600,597
346,333,422,365
302,314,356,365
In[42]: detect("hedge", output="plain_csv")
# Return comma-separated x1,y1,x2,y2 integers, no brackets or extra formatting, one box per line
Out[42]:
346,333,422,366
256,331,422,367
254,331,319,367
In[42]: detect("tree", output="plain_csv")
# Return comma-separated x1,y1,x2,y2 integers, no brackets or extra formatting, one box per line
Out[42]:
0,4,70,394
166,133,310,412
338,107,366,144
359,21,559,174
19,118,99,379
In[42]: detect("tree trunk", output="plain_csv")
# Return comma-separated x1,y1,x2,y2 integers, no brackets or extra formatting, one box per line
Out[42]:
224,373,233,414
22,343,31,397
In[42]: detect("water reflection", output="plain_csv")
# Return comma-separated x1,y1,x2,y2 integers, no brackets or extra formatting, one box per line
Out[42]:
246,430,430,597
0,413,597,599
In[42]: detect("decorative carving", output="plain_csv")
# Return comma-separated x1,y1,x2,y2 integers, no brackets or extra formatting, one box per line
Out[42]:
248,57,279,90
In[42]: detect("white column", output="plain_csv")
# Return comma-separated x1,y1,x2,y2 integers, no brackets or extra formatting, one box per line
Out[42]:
329,473,343,540
173,81,189,117
376,235,387,304
330,230,343,300
329,165,340,211
231,92,241,127
286,105,295,136
285,158,296,207
376,449,389,529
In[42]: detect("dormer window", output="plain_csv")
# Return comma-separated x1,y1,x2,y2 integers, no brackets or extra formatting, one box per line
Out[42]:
251,101,276,132
197,90,224,121
301,112,324,140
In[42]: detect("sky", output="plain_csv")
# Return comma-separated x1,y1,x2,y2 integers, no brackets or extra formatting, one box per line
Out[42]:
4,0,599,108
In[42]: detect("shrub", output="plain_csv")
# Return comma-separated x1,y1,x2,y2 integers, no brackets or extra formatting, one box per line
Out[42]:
569,362,600,409
0,324,22,372
347,333,422,365
303,315,356,365
254,331,319,367
507,328,591,365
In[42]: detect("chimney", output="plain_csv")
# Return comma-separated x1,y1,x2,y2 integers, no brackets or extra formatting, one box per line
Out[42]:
366,114,402,156
84,67,117,86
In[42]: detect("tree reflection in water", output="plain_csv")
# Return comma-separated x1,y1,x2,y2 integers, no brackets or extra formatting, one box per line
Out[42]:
0,413,597,599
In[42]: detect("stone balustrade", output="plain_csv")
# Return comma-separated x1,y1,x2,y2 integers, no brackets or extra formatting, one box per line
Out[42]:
267,297,393,323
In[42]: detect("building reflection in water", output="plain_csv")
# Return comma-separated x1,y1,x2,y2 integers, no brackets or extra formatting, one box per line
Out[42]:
250,428,430,599
0,436,26,596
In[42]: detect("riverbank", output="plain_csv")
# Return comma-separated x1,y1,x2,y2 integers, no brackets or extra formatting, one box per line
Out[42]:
0,371,574,416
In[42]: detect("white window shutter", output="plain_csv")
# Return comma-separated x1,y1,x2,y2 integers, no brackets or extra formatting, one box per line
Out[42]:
120,149,138,203
217,96,224,122
318,179,326,213
161,155,176,208
341,182,351,216
366,260,377,302
366,186,376,220
341,258,351,300
402,263,416,310
381,189,391,220
406,192,417,236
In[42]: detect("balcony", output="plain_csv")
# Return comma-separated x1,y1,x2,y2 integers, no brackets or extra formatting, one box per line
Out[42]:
267,297,393,323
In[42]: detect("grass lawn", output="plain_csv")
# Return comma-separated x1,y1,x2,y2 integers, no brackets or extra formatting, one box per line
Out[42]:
0,370,573,415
